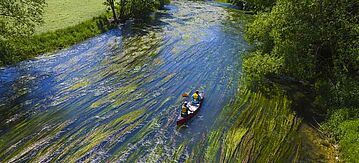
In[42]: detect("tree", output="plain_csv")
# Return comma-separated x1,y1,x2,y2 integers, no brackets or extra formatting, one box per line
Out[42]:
104,0,118,22
119,0,128,20
104,0,168,23
245,0,276,11
0,0,46,40
159,0,167,9
244,0,359,108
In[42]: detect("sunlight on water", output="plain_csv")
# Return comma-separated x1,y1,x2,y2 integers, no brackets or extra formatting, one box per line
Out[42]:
0,1,251,162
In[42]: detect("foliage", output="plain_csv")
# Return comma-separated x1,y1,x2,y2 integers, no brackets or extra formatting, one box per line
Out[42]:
244,0,359,110
322,108,358,137
216,0,276,11
0,0,170,66
337,119,359,162
0,0,46,40
104,0,118,22
243,0,358,160
244,0,276,11
322,108,359,162
242,51,283,87
104,0,169,22
244,12,274,53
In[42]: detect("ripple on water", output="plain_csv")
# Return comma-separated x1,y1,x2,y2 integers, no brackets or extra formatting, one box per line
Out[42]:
0,1,251,162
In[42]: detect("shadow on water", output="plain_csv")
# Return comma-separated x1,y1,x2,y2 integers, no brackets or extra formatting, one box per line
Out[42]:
0,1,251,162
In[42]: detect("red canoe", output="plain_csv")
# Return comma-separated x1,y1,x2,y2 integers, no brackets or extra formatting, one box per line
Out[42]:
176,93,204,126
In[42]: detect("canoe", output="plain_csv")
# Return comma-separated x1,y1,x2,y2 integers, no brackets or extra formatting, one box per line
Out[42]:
176,93,204,126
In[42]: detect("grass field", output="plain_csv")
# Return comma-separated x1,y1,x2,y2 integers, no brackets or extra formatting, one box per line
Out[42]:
36,0,106,33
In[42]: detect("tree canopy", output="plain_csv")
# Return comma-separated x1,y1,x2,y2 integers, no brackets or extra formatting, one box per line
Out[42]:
244,0,359,109
0,0,46,40
243,1,358,160
103,0,169,22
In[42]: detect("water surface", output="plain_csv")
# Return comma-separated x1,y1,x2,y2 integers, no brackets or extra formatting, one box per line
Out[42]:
0,1,250,162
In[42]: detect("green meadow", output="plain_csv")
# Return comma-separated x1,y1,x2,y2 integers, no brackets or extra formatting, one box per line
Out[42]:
36,0,106,33
0,0,112,66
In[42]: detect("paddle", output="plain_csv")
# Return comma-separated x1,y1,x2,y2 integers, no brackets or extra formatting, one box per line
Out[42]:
182,93,189,97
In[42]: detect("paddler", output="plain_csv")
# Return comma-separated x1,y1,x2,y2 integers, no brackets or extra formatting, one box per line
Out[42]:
181,101,189,117
192,90,201,105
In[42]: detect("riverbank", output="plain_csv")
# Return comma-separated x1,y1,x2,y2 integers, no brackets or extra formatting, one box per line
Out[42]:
239,0,359,161
0,0,111,67
36,0,106,34
0,15,114,67
0,0,169,67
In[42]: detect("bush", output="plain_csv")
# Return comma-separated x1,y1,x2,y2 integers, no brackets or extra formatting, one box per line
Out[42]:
322,108,359,162
242,50,283,89
244,0,359,108
337,119,359,162
244,0,359,159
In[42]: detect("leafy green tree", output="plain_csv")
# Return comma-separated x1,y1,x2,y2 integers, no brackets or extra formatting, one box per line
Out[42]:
119,0,128,19
244,1,358,160
245,0,276,11
104,0,118,22
244,0,359,110
222,0,276,11
0,0,46,40
104,0,168,22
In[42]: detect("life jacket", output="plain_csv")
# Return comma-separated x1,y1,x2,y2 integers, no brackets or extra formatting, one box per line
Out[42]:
181,105,187,113
192,93,201,103
193,93,199,99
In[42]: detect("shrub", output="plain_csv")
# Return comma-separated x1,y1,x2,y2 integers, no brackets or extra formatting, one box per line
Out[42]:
337,119,359,162
322,108,359,162
242,50,283,88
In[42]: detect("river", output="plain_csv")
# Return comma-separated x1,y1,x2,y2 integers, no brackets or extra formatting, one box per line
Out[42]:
0,1,250,162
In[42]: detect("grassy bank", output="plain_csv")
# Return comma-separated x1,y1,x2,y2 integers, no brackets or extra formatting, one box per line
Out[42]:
0,0,110,67
0,0,169,67
36,0,106,33
0,15,114,66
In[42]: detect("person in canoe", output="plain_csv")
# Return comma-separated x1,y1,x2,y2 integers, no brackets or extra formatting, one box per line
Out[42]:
191,90,202,105
181,101,189,117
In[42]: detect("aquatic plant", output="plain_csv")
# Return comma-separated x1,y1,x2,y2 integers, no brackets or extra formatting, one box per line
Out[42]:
190,88,336,162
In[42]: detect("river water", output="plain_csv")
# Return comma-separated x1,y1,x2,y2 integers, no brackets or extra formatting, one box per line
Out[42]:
0,1,250,162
